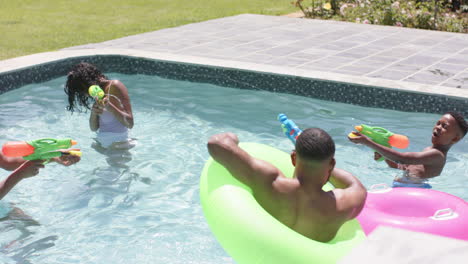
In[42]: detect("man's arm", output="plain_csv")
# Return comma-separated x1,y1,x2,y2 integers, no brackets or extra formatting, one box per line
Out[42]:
349,132,444,165
207,133,282,187
329,168,367,219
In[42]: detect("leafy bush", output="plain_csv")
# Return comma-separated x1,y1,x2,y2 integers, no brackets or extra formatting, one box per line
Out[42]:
292,0,468,33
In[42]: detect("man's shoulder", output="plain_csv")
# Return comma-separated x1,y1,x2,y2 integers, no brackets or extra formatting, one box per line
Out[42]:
272,176,300,194
330,186,366,217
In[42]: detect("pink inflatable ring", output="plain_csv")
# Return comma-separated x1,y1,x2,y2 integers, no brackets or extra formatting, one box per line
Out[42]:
357,183,468,241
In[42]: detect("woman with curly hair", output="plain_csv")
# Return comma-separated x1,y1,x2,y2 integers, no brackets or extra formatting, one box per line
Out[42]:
65,62,134,149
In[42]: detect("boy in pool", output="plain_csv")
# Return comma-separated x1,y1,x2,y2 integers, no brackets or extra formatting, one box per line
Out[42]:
207,128,366,242
0,152,80,200
348,112,468,188
65,62,134,149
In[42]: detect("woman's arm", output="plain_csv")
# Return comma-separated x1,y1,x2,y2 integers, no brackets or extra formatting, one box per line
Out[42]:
105,80,134,129
89,102,101,131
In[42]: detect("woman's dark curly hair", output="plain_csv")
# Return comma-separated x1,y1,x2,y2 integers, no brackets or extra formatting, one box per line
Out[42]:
65,62,107,112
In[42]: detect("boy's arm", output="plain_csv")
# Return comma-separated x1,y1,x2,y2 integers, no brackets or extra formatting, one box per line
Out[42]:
1,151,80,170
374,152,399,169
349,132,444,165
0,153,26,171
0,160,44,200
329,168,367,219
207,133,282,187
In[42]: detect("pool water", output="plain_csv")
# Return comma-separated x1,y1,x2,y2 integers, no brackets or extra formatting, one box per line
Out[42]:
0,73,466,263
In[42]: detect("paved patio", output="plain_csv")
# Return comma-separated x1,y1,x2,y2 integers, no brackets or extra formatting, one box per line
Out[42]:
64,14,468,90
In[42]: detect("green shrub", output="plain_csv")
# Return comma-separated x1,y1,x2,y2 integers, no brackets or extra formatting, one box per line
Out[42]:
293,0,468,33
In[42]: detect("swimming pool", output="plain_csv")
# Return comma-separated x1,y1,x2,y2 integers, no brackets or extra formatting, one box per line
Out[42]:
0,73,466,263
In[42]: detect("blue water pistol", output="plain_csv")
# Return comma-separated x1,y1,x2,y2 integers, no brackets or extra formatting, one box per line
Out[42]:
278,114,303,144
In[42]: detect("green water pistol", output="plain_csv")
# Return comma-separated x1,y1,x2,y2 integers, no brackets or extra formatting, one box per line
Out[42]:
88,85,105,101
2,138,81,161
349,124,409,161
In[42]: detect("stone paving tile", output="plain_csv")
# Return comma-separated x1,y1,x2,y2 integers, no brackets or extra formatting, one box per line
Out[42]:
335,47,381,59
161,42,197,51
443,57,468,65
441,81,468,89
259,45,307,56
426,50,462,58
234,40,279,51
348,59,390,69
408,37,446,46
265,57,310,67
448,71,468,86
297,63,329,71
340,32,384,42
287,51,324,61
217,47,259,58
404,72,452,84
300,56,351,69
376,47,423,57
234,53,276,63
356,44,388,52
459,48,468,55
367,70,414,81
336,65,376,75
371,37,412,47
287,38,331,49
398,55,442,66
300,47,337,56
329,69,363,75
335,51,375,59
428,62,467,72
263,36,303,46
384,63,425,72
317,41,361,51
364,55,402,63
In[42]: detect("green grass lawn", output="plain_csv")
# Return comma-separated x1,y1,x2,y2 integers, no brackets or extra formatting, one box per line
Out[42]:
0,0,295,61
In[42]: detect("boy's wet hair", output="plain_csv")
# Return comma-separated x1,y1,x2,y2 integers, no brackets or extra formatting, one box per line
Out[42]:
295,128,335,161
64,62,107,112
446,111,468,137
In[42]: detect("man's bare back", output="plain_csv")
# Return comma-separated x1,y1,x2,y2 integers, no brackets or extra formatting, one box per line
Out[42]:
208,130,366,242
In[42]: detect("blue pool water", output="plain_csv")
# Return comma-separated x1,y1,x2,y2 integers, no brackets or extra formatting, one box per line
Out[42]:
0,73,467,263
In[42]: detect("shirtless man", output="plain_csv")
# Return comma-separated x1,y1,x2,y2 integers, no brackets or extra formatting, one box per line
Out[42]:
207,128,366,242
348,112,467,188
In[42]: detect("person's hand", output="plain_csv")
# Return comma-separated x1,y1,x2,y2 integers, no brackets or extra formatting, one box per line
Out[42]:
347,131,370,145
51,149,81,166
92,101,105,115
224,132,239,145
16,160,45,179
374,152,383,161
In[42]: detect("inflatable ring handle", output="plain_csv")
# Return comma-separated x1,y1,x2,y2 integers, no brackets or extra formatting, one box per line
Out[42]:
369,183,391,193
432,208,454,219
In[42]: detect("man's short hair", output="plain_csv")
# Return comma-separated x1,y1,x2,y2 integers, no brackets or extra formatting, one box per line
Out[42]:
446,111,467,137
295,128,335,161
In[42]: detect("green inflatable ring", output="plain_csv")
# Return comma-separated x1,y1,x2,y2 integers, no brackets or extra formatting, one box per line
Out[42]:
200,142,365,264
